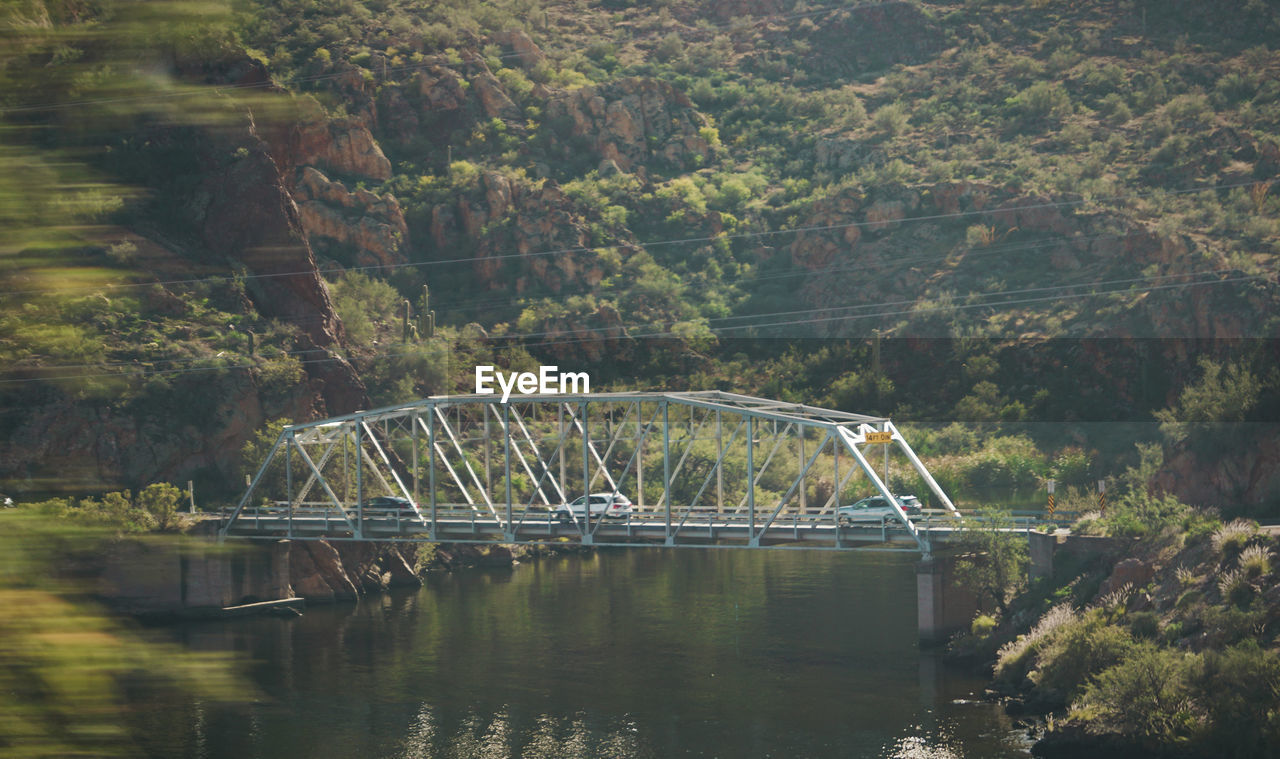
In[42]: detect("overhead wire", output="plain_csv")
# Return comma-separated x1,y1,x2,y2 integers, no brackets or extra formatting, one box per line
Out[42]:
0,0,887,116
2,258,1273,387
0,176,1263,302
4,2,1276,388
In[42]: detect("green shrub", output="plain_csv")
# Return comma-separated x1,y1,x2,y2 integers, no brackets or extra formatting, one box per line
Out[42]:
1195,641,1280,755
1033,612,1136,702
1217,569,1255,608
1128,611,1160,640
1073,645,1199,742
1181,512,1222,545
971,613,998,637
137,483,183,531
1212,519,1259,557
1155,358,1262,449
1199,604,1267,648
1237,544,1271,578
996,603,1075,684
871,102,909,137
1007,82,1072,127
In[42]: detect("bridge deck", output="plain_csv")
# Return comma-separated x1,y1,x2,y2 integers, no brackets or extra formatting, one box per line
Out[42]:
219,506,1052,553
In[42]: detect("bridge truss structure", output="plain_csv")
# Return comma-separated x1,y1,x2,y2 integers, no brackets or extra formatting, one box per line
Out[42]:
221,391,960,555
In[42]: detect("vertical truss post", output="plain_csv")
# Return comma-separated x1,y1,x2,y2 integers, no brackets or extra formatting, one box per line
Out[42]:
429,404,437,538
833,429,839,548
637,404,645,510
484,405,492,501
799,425,806,514
581,400,591,542
504,402,513,536
355,420,363,539
286,430,294,539
412,411,420,507
716,409,724,513
558,404,566,502
747,416,755,545
663,401,671,543
883,422,890,488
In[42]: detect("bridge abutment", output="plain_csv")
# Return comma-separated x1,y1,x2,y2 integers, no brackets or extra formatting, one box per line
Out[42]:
916,555,981,645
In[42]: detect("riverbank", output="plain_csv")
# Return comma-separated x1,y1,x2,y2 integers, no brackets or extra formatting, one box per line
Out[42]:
953,517,1280,758
92,526,589,621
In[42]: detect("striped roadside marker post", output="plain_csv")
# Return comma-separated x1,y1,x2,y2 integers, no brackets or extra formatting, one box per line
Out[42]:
1097,479,1107,514
1047,478,1056,519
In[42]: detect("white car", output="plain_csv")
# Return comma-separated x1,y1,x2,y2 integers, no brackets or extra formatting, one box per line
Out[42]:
836,494,922,526
552,493,634,523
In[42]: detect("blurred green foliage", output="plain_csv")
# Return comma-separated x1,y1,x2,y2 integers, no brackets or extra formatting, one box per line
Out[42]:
0,507,244,756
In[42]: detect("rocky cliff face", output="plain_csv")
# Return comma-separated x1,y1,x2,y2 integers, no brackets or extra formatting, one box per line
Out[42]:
1155,430,1280,514
771,1,945,73
429,173,616,293
785,180,1263,340
289,539,423,601
294,167,408,268
545,77,713,173
197,123,368,416
265,102,411,272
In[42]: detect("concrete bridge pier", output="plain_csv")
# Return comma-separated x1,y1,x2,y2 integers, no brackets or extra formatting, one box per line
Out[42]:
916,555,982,645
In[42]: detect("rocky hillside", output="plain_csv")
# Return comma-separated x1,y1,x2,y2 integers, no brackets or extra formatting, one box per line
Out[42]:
1,0,1278,509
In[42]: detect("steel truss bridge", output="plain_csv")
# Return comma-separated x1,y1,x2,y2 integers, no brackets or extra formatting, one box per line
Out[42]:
222,391,968,556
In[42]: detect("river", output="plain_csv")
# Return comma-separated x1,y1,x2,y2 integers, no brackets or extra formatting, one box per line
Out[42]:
137,549,1031,758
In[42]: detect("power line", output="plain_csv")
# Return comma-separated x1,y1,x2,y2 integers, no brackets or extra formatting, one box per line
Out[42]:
1,177,1264,301
0,0,880,116
1,260,1272,388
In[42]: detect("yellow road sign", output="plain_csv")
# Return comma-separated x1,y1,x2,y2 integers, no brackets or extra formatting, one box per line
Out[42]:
865,431,893,444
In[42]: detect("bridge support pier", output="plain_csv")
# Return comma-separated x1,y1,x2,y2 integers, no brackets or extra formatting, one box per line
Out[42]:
916,555,981,645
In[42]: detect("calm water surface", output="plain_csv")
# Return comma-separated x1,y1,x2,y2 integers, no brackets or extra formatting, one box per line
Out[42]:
140,550,1031,758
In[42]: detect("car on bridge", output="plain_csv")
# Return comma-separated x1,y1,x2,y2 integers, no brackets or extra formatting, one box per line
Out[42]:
359,495,416,516
552,492,634,523
836,494,922,526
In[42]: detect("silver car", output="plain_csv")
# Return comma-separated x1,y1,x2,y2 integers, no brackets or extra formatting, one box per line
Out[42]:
552,492,634,523
836,494,922,526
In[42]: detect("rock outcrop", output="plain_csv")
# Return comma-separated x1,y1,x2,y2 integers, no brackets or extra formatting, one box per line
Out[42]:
545,77,712,172
492,29,548,70
430,175,614,294
774,1,945,73
288,539,423,602
196,126,367,416
294,167,408,268
1155,429,1280,514
784,180,1261,339
292,114,393,182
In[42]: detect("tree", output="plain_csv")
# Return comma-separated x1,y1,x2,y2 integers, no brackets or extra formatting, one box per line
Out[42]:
953,506,1029,614
137,483,183,531
1155,357,1263,448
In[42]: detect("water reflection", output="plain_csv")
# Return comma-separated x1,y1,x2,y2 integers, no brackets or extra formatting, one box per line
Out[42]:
149,550,1028,758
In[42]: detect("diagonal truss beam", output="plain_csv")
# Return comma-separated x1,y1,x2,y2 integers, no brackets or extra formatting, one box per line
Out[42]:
751,429,832,545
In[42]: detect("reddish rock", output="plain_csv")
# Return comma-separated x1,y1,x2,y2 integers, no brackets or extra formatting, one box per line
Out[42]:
492,30,547,70
300,540,360,601
1099,558,1155,597
546,78,711,171
198,131,367,416
770,1,944,72
295,167,409,268
472,70,519,119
